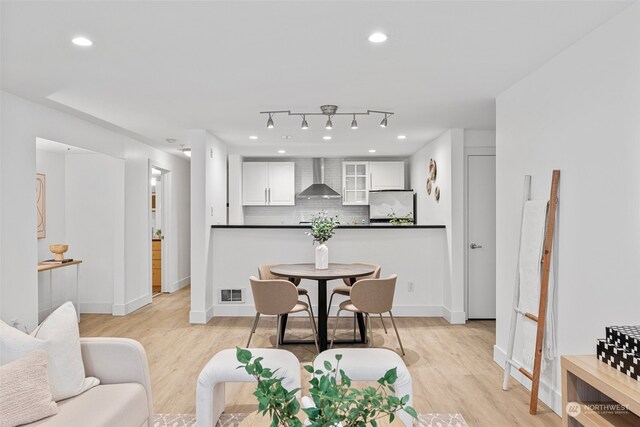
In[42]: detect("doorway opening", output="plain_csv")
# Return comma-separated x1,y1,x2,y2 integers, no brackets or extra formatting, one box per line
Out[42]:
149,163,171,298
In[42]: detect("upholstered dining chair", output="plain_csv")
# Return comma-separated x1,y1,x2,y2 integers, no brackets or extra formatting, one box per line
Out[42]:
247,276,319,352
330,274,405,356
327,263,387,333
258,264,315,327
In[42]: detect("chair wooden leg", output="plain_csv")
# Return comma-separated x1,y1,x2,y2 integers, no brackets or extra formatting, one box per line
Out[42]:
275,315,281,349
305,294,317,331
388,311,405,356
247,312,260,348
307,309,319,353
327,292,335,316
367,314,373,348
353,314,356,341
379,313,388,334
331,309,343,349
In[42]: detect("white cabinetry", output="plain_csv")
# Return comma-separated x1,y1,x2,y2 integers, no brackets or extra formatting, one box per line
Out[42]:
342,162,370,205
342,161,406,205
242,162,295,206
369,161,405,190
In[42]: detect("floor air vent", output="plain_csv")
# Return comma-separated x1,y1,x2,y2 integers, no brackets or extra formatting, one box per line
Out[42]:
219,289,244,303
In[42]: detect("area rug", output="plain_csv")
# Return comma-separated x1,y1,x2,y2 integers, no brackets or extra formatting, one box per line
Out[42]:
154,413,468,427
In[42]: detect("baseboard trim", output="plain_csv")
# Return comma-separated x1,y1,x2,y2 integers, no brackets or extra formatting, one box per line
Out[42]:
443,307,466,324
168,276,191,293
112,294,151,316
212,305,445,318
189,306,214,324
79,302,112,314
493,345,562,415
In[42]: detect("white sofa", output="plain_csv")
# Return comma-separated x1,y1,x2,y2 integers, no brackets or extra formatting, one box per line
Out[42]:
27,338,153,427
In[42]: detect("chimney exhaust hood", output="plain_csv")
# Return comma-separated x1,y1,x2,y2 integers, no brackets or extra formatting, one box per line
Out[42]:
298,158,341,199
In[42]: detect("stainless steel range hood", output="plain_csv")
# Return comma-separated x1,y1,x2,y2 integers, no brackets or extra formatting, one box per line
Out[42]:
298,158,341,199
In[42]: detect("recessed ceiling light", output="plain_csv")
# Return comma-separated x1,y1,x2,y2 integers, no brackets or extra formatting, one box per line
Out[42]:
249,135,258,140
369,149,377,153
282,135,293,140
323,136,332,140
278,149,286,154
72,36,93,47
397,135,406,140
368,32,387,43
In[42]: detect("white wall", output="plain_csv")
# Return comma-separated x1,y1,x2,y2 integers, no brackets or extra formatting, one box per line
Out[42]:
35,148,68,320
495,2,640,414
465,130,496,148
66,154,125,315
410,129,466,323
210,227,446,317
1,91,191,329
189,130,228,324
228,154,244,225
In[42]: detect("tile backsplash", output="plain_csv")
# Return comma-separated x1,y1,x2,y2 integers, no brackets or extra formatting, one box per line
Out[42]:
243,158,370,225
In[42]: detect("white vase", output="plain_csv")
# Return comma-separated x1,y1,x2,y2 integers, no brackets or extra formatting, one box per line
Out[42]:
315,243,329,269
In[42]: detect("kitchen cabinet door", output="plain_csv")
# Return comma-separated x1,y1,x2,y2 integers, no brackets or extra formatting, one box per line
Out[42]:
342,162,369,205
242,162,269,205
369,161,405,190
267,162,295,206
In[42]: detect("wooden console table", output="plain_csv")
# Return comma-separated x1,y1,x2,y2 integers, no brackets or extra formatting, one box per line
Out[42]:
37,260,82,322
562,355,640,426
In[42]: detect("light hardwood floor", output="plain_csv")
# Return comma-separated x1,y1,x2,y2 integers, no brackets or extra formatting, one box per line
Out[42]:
79,287,561,426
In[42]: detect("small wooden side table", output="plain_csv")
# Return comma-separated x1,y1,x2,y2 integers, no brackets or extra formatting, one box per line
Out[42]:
562,355,640,426
37,260,82,322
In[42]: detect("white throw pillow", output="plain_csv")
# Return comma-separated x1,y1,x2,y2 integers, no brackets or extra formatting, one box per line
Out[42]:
0,349,58,427
0,302,99,401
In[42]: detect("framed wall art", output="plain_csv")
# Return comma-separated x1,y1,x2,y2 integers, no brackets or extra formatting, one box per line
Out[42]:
36,173,46,239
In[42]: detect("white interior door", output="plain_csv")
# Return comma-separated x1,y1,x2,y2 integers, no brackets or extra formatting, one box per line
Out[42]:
467,155,496,319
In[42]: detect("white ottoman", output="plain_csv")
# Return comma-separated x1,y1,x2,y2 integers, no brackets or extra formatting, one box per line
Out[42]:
313,348,414,426
196,348,301,427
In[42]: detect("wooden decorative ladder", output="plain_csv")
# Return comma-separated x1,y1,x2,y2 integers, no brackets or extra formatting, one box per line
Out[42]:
502,170,560,415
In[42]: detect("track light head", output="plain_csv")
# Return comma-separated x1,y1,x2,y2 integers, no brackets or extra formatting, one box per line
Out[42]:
325,116,333,130
267,114,274,129
301,115,309,130
379,114,388,128
351,115,358,129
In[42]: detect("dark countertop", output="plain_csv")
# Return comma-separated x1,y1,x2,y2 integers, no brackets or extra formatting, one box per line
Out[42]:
211,224,445,229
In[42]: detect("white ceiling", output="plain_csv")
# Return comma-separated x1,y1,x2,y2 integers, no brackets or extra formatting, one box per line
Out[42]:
35,137,95,155
2,1,632,158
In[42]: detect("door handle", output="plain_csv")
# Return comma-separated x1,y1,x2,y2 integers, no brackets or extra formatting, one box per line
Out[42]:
264,188,268,204
470,243,483,249
268,188,271,204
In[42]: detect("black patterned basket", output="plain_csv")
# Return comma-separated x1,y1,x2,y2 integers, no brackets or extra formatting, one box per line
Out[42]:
606,326,640,355
597,339,639,381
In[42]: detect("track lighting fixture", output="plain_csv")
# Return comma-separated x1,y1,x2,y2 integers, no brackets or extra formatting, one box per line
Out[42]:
350,114,358,129
379,114,388,128
325,116,333,130
260,105,393,130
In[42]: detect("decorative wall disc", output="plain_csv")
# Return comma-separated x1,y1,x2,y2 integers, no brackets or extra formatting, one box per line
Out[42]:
434,186,441,203
426,178,432,195
429,159,437,181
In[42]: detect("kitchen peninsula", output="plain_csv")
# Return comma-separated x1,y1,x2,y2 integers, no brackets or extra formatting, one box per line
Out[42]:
207,224,447,318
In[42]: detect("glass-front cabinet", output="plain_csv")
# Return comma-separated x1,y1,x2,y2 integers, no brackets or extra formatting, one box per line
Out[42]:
342,161,370,205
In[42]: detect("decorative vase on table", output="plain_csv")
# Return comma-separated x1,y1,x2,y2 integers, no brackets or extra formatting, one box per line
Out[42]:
315,243,329,270
307,211,338,271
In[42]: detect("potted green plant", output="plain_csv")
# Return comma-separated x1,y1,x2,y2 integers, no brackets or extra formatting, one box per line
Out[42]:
387,212,414,226
307,211,339,270
236,348,417,426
